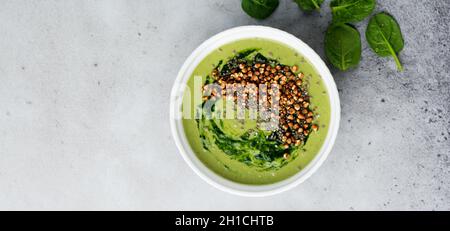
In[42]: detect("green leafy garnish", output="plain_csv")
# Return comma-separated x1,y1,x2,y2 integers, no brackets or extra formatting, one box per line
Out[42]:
330,0,376,23
197,51,308,170
241,0,279,19
324,24,362,71
197,99,293,170
366,12,405,71
294,0,324,12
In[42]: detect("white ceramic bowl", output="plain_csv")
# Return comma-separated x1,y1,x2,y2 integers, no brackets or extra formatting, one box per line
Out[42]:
170,26,340,197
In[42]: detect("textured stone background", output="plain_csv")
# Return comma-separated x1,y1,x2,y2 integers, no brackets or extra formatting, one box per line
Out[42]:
0,0,448,210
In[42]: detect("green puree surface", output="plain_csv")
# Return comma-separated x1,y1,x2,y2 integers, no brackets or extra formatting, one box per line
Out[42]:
182,38,331,185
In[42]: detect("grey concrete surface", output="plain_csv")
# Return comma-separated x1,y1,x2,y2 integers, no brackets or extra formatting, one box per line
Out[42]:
0,0,448,210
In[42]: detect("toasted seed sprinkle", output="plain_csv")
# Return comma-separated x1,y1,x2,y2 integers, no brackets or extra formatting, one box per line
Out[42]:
205,57,316,149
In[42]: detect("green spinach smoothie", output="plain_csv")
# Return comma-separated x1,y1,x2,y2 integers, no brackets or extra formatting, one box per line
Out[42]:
182,38,330,185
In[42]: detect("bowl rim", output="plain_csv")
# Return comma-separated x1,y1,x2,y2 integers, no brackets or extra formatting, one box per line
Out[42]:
170,25,340,197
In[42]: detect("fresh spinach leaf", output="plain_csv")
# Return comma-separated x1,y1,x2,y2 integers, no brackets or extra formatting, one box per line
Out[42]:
366,12,404,71
294,0,324,12
330,0,376,23
236,48,259,59
241,0,279,19
324,23,362,71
